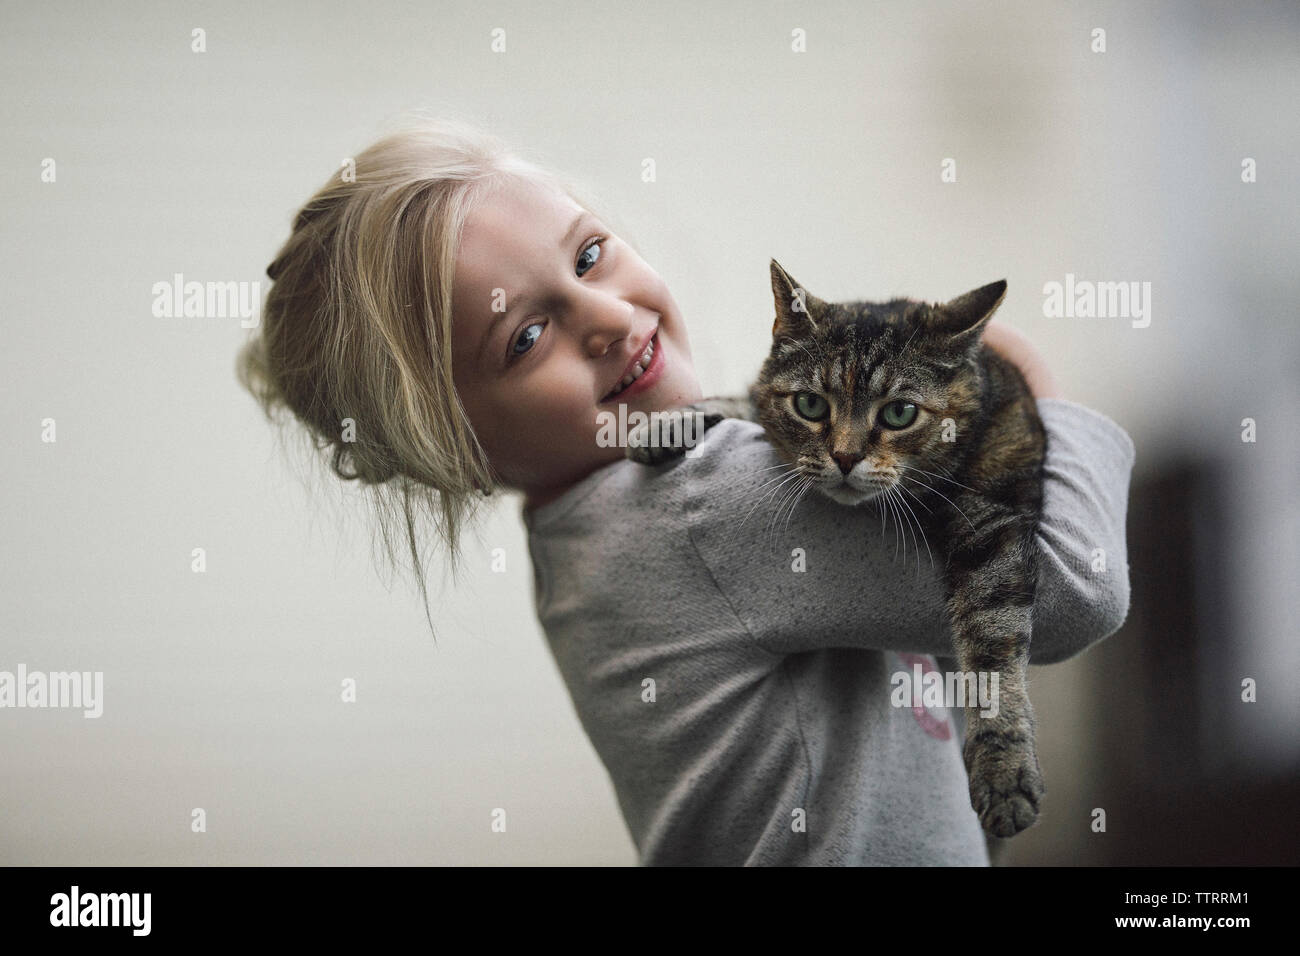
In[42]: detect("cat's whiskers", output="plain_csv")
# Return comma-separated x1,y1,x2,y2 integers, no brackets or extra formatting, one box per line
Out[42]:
760,472,810,546
741,462,801,495
888,488,907,563
768,478,797,533
781,474,816,536
766,473,813,546
783,476,817,536
740,467,805,529
908,464,979,495
704,461,797,519
886,486,918,572
898,472,977,531
894,478,935,515
883,486,903,564
877,484,902,562
896,486,924,576
872,486,888,538
890,482,935,578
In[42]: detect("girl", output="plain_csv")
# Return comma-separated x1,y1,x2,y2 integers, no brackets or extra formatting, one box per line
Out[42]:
237,115,1136,865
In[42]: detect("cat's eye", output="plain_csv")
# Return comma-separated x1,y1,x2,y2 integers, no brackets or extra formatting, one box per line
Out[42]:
794,392,829,421
879,400,918,429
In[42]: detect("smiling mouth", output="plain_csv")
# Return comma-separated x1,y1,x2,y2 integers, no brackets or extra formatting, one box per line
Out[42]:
600,332,658,403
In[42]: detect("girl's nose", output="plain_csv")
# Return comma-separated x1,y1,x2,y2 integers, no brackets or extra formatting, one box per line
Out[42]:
581,292,636,356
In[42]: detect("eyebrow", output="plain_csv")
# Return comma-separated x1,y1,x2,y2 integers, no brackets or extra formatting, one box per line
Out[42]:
476,209,591,366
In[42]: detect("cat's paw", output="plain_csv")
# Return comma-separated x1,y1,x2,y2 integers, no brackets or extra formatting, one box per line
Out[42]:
963,735,1046,838
626,434,688,465
624,411,723,465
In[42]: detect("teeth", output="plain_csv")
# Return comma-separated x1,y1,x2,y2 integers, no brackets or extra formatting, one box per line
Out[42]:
607,336,656,398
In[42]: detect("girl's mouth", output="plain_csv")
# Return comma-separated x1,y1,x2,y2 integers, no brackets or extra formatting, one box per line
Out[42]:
600,332,664,404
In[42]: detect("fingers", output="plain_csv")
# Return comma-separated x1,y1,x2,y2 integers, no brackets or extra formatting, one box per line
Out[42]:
981,321,1064,400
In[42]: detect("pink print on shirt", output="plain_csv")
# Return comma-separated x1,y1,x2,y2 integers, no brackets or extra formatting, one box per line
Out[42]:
896,652,953,741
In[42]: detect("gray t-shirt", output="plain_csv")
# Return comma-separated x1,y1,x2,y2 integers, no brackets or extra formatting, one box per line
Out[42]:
522,398,1136,865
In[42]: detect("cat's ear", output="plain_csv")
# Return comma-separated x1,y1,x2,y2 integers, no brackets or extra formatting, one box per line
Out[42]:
770,259,823,340
931,280,1007,346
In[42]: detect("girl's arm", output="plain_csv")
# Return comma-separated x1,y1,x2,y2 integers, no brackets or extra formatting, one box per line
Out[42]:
679,395,1135,664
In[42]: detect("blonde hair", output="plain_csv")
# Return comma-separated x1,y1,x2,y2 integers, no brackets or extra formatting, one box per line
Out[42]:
235,113,619,640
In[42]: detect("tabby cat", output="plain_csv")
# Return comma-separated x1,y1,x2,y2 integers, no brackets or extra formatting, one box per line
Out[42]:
627,259,1048,837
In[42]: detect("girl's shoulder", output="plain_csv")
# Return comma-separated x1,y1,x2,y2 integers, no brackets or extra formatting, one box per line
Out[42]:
524,418,780,534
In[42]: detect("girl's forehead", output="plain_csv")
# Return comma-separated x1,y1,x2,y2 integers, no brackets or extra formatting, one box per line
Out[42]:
457,180,585,281
472,175,579,229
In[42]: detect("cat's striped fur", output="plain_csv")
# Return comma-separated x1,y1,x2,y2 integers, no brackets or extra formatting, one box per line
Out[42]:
627,259,1048,838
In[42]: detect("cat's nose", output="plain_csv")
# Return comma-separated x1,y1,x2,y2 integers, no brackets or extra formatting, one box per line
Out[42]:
832,452,864,475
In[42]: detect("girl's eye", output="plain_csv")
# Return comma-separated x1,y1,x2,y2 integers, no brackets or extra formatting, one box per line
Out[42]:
507,235,605,363
794,392,829,420
576,236,604,277
880,400,918,429
511,321,545,358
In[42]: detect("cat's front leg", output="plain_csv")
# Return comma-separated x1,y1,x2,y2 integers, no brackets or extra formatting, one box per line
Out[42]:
624,396,754,465
943,497,1047,838
957,631,1045,838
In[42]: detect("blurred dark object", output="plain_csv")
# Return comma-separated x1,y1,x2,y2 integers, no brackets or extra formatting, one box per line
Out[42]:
1067,456,1298,864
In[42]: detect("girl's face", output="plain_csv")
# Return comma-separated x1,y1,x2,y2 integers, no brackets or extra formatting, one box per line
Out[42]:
451,176,702,507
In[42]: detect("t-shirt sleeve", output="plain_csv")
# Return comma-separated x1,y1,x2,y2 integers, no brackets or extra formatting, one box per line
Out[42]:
679,398,1136,664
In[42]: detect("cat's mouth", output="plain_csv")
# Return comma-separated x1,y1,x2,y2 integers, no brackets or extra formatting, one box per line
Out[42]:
818,482,880,506
814,471,895,506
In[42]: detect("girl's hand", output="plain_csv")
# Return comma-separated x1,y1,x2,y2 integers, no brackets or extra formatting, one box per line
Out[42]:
980,320,1064,400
